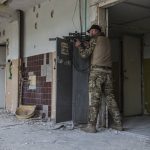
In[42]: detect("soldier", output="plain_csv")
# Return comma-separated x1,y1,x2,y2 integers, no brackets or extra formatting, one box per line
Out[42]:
75,25,123,133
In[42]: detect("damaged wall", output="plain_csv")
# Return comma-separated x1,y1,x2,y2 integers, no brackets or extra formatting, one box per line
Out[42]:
0,21,19,60
24,0,89,57
0,0,92,58
23,0,91,116
0,21,19,113
5,59,19,113
0,0,92,115
22,53,52,116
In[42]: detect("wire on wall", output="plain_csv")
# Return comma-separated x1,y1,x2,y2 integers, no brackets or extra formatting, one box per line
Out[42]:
72,0,78,30
79,0,83,33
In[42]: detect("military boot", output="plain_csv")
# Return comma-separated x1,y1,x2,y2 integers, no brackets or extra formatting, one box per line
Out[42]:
81,124,97,133
111,124,123,131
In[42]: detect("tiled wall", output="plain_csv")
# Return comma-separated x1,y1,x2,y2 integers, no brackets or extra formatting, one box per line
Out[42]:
22,53,52,116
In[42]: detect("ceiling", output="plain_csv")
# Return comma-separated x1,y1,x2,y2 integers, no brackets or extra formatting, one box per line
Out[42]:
109,0,150,34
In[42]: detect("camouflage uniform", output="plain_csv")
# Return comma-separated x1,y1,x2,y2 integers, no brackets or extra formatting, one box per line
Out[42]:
88,67,121,126
78,36,122,127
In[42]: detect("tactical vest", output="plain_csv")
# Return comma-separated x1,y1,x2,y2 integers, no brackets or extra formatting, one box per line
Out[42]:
90,36,112,67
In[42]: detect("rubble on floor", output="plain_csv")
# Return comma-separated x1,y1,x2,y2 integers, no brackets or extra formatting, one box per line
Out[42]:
0,109,150,150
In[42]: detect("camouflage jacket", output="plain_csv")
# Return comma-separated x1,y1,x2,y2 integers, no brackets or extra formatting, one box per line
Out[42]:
78,34,112,67
78,37,97,59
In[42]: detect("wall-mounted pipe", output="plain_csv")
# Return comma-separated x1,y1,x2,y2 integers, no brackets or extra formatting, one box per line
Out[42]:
18,10,24,61
79,0,83,33
17,10,24,107
84,0,87,32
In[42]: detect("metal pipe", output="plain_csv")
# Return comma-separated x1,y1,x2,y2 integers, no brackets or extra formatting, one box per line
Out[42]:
79,0,83,33
18,10,24,61
17,10,24,107
84,0,87,32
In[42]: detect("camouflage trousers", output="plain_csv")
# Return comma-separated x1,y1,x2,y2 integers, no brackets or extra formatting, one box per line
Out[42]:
88,67,122,126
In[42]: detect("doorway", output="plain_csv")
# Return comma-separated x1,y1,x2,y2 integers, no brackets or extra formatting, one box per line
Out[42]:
102,0,150,137
107,0,150,116
0,45,6,109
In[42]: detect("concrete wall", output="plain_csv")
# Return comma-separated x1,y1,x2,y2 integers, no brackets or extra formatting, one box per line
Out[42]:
5,59,19,113
0,0,92,113
0,21,19,113
0,21,19,60
24,0,89,57
0,0,91,58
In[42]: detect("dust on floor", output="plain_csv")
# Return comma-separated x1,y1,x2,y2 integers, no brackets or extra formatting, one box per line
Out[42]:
124,115,150,137
0,110,150,150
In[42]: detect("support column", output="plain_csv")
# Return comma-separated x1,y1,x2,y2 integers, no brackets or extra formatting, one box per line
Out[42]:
98,8,107,34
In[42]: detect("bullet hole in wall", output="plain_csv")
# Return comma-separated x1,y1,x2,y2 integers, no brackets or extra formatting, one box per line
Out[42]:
36,13,39,18
51,10,54,18
8,60,12,80
2,30,5,36
35,22,38,29
33,6,36,12
6,39,9,56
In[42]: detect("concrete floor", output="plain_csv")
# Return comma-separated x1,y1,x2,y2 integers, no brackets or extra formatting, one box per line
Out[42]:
0,109,150,150
124,115,150,138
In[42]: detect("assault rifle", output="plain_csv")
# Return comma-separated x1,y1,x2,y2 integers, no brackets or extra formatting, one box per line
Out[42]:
63,31,90,43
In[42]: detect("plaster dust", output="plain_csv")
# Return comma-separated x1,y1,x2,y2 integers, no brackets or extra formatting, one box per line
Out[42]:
0,109,149,150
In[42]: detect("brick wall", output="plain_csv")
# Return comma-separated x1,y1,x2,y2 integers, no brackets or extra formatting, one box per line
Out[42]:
22,53,52,116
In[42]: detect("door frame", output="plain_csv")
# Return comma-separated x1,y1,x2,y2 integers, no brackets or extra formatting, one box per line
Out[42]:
0,44,7,109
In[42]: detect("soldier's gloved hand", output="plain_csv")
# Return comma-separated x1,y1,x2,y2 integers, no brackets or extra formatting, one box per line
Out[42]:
83,41,90,48
75,39,81,48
